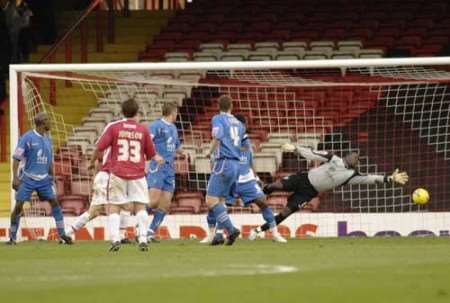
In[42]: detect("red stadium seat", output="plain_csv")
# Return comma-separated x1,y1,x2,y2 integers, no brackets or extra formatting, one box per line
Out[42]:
322,28,347,40
169,205,196,214
220,22,242,33
376,27,401,38
264,30,290,42
276,21,298,31
365,36,395,48
347,29,371,42
248,22,272,33
227,206,252,214
175,155,190,174
54,159,72,177
397,36,422,48
61,199,86,216
425,36,449,45
55,176,65,196
147,41,176,51
62,207,78,216
70,177,91,196
37,201,52,216
413,19,435,29
153,32,184,42
177,197,202,213
357,20,379,30
175,192,204,203
412,44,442,57
289,34,318,43
267,196,287,212
163,22,190,33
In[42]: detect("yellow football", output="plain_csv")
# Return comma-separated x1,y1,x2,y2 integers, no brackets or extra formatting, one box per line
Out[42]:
412,188,430,205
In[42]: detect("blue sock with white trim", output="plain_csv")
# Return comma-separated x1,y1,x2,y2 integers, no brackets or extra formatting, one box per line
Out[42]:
207,210,216,229
261,207,276,229
9,213,21,241
211,203,235,234
148,209,166,235
51,206,66,237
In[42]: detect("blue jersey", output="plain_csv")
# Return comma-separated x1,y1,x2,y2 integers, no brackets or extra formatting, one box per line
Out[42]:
238,141,258,183
149,118,180,166
211,113,246,160
13,130,53,181
239,148,253,176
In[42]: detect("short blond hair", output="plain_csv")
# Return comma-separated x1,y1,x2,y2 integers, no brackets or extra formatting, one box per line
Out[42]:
162,102,178,116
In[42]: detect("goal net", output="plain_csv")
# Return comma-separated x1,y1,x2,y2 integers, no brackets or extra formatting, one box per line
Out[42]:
9,58,450,239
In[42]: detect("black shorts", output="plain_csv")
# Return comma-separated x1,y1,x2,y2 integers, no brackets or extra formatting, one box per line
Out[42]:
281,172,318,212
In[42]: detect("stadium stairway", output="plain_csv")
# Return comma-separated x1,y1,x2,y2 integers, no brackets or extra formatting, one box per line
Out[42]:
0,10,174,216
28,10,174,126
30,10,173,63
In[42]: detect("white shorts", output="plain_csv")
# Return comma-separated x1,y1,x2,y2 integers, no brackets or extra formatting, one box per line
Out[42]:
90,171,109,206
108,174,148,205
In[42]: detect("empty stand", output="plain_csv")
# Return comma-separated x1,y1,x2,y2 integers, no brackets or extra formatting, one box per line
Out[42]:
140,0,448,61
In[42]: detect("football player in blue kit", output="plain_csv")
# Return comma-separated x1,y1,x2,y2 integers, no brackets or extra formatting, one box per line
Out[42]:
146,102,183,242
201,114,286,244
6,112,72,245
204,95,245,246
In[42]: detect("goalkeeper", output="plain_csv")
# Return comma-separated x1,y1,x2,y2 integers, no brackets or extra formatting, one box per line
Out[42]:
249,144,409,240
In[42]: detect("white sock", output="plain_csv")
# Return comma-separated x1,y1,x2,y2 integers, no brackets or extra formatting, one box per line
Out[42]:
136,209,148,243
70,212,91,234
108,213,121,243
119,211,131,240
271,227,279,235
203,227,215,240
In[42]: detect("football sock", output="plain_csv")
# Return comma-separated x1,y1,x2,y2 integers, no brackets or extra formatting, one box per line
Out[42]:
148,208,166,234
215,228,224,239
136,209,148,243
71,211,90,232
119,210,131,240
261,207,276,229
211,203,235,234
108,213,121,243
261,212,289,232
9,213,21,241
207,209,216,228
51,206,66,237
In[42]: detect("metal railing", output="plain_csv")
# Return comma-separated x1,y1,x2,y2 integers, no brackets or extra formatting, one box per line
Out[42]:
34,0,184,104
38,0,114,104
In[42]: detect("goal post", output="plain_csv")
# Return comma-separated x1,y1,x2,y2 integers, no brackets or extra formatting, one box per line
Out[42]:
8,57,450,240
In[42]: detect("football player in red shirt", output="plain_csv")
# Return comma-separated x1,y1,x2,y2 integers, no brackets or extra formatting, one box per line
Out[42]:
89,98,164,252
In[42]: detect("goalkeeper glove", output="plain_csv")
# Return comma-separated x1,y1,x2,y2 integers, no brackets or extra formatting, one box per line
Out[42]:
281,142,297,152
387,168,409,185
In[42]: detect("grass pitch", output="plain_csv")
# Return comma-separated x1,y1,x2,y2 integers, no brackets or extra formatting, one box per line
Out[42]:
0,238,449,303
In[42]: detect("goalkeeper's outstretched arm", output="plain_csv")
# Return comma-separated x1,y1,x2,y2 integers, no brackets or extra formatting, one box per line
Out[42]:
347,169,409,186
282,144,333,163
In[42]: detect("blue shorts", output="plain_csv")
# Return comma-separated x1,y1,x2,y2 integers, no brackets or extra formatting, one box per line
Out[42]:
206,159,240,198
225,180,265,206
16,175,56,202
146,161,175,193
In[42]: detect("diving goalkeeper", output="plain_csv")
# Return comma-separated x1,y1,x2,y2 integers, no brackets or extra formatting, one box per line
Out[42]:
249,144,409,240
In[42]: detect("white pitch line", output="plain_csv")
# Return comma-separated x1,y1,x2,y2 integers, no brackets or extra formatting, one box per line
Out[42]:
8,264,299,284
